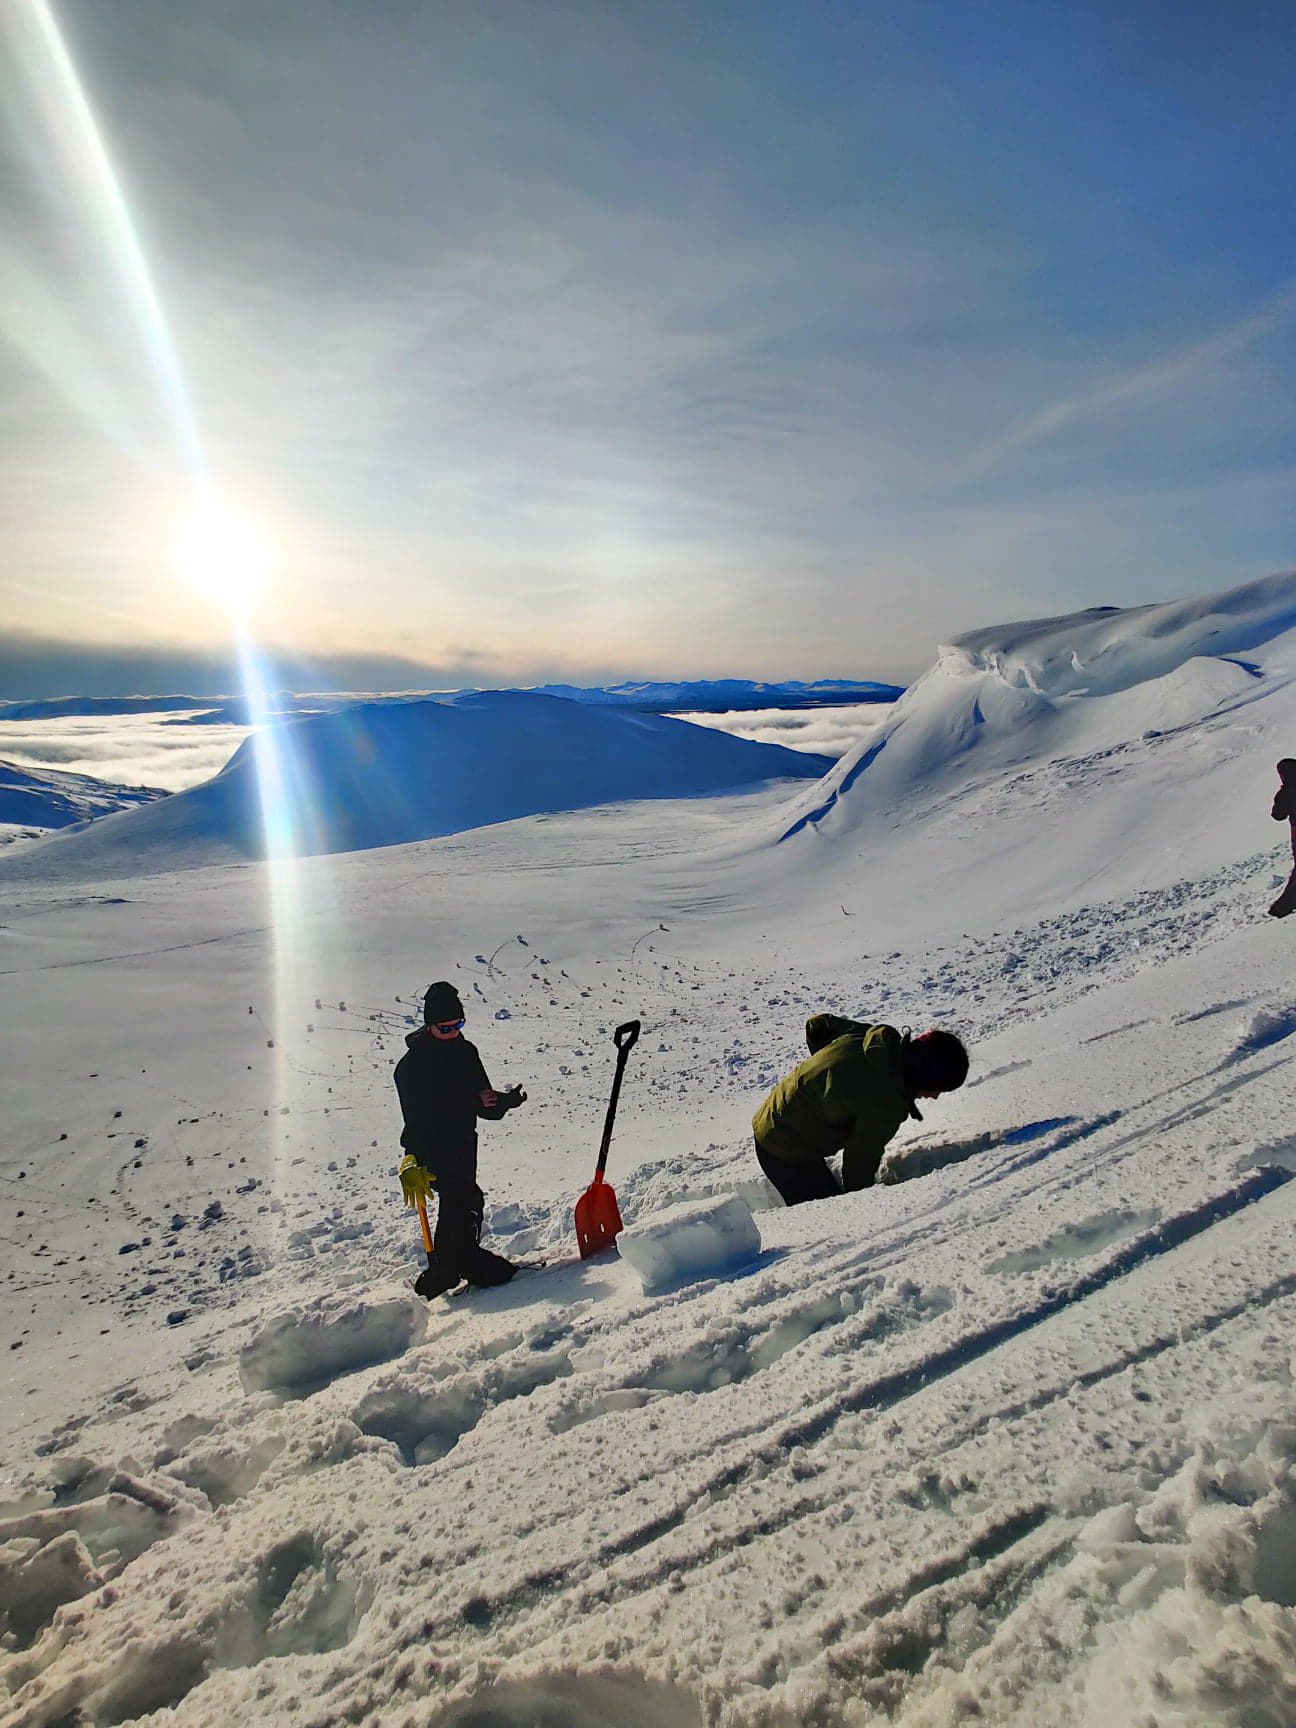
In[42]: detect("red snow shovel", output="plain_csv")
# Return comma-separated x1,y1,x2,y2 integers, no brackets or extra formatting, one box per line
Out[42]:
575,1019,640,1258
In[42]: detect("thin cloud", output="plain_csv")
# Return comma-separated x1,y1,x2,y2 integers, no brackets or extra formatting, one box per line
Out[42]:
959,279,1296,483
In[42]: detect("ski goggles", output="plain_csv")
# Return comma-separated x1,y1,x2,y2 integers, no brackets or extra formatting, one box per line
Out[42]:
432,1018,465,1033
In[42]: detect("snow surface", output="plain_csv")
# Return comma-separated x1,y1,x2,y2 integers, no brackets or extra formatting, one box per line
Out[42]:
3,573,1296,1725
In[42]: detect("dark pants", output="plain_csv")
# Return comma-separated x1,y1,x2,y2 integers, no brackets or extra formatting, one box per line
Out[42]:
433,1172,514,1285
1273,821,1296,915
756,1141,842,1207
412,1141,514,1294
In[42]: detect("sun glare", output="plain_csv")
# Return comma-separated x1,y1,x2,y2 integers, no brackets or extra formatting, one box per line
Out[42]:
175,498,273,610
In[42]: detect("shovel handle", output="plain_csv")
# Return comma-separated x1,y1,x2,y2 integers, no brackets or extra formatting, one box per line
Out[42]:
594,1019,641,1177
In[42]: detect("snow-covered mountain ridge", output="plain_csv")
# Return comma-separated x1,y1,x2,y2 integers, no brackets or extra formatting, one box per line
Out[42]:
945,570,1296,699
0,678,900,726
777,570,1296,862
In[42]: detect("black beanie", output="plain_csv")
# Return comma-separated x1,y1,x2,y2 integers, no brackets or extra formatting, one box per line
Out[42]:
423,981,465,1025
905,1029,969,1093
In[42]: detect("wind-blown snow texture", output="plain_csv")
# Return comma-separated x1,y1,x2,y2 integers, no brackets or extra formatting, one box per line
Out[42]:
4,572,1296,1726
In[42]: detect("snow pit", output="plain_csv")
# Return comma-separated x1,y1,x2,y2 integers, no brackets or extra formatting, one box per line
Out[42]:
616,1194,761,1295
238,1292,427,1394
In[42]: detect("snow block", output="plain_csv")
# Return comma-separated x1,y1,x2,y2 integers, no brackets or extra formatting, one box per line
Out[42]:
616,1194,762,1295
238,1292,427,1395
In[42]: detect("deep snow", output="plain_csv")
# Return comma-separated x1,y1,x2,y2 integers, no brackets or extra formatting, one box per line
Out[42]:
3,573,1296,1727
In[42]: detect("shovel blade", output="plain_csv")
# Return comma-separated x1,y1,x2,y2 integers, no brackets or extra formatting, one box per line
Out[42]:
575,1177,623,1259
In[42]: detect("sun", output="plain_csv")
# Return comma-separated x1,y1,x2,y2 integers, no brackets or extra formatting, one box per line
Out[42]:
174,498,273,611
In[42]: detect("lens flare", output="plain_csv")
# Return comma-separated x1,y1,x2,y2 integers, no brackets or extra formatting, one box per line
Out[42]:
4,0,341,1205
2,0,203,472
175,498,273,611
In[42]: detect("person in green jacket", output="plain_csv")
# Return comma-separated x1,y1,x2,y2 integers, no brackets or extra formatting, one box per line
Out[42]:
753,1016,968,1205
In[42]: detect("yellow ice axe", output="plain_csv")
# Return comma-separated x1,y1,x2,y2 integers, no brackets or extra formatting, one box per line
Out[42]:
399,1154,436,1256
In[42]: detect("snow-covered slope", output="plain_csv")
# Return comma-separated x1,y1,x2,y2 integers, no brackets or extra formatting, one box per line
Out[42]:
767,571,1296,942
2,691,830,874
0,757,166,829
3,572,1296,1728
780,571,1296,842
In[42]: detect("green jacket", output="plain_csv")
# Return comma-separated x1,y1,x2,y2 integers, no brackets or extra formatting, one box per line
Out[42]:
752,1016,920,1190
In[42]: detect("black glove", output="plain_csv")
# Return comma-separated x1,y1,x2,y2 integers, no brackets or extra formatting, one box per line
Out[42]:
500,1085,527,1111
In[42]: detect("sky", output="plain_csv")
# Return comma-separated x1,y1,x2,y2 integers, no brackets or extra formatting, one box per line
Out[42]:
1,0,1295,697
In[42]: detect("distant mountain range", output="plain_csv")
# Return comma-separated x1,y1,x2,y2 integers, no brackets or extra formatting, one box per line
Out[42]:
525,678,901,712
0,678,901,725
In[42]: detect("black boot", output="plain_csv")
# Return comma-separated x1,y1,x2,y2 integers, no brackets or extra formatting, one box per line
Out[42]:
414,1257,462,1299
462,1244,516,1287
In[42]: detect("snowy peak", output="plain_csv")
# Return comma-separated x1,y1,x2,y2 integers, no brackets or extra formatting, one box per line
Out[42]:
943,570,1296,700
778,569,1296,842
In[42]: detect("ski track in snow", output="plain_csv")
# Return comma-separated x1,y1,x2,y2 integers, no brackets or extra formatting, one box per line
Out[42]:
5,581,1296,1726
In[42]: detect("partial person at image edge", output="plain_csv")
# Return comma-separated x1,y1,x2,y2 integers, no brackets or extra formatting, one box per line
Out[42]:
394,980,526,1296
1268,757,1296,918
753,1016,968,1205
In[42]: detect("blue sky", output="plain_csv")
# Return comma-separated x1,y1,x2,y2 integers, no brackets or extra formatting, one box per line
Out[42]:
1,0,1294,693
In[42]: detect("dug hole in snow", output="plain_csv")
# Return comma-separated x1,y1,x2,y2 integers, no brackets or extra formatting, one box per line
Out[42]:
616,1194,762,1295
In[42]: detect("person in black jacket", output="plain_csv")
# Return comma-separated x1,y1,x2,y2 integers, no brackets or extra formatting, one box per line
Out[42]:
1269,759,1296,917
394,981,526,1297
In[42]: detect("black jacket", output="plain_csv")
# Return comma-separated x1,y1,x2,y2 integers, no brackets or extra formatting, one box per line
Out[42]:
393,1029,510,1168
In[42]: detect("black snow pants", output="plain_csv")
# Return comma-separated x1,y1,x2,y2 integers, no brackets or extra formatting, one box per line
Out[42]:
432,1170,514,1286
415,1138,514,1294
1272,818,1296,916
756,1141,843,1207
